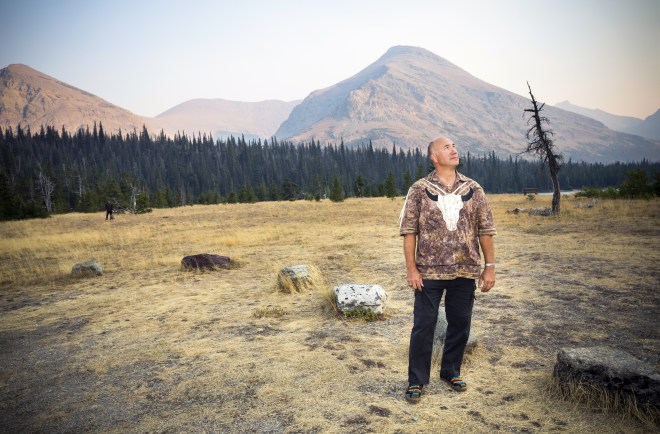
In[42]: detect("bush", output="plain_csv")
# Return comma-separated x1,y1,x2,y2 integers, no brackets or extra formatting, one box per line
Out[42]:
575,186,619,199
619,170,654,199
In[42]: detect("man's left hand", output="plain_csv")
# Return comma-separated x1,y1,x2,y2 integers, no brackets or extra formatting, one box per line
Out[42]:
478,267,495,292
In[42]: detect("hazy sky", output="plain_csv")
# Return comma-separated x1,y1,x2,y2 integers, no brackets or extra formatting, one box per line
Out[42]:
1,0,658,119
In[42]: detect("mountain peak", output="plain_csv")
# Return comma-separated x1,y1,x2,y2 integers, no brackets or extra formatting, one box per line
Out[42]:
379,45,449,63
275,46,659,162
0,63,153,134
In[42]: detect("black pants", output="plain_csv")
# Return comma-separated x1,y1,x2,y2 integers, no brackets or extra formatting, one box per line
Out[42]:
408,278,476,385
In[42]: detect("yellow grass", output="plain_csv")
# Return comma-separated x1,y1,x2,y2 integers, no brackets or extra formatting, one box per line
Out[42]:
0,195,659,433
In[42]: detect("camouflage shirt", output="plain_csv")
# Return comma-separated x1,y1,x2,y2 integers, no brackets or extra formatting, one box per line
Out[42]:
399,171,496,280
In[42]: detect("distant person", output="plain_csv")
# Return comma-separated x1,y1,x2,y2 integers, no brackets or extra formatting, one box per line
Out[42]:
105,201,114,220
399,136,496,403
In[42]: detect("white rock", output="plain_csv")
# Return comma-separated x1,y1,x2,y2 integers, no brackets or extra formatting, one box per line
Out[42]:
333,284,388,314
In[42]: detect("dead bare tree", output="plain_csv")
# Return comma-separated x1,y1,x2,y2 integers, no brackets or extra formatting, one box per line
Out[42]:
522,82,563,215
36,164,55,214
129,183,141,213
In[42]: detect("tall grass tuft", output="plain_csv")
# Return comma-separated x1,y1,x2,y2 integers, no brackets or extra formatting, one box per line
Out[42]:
275,264,325,294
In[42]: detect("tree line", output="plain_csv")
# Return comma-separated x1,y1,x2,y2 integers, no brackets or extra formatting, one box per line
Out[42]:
0,123,658,220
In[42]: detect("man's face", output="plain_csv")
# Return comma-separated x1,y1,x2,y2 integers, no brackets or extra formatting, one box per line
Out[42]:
430,139,459,168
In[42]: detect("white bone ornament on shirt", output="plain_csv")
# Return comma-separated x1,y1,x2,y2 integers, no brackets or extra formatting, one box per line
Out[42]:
423,180,474,231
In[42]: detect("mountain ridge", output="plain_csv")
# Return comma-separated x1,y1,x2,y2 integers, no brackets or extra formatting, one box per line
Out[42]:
0,64,297,140
0,63,155,134
1,49,659,163
276,46,659,163
555,100,660,141
155,98,299,140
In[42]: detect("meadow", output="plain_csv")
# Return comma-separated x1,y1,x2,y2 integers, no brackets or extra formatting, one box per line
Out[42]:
1,194,658,433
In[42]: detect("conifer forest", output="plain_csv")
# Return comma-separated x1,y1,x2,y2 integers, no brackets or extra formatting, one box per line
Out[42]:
1,123,658,220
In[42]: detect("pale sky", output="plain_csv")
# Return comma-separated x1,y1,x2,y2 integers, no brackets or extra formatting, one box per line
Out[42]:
1,0,658,119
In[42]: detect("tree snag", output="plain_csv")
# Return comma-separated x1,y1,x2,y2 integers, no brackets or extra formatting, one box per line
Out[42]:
522,82,563,215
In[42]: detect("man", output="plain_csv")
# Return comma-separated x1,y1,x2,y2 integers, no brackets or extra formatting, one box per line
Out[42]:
399,137,496,403
105,200,114,220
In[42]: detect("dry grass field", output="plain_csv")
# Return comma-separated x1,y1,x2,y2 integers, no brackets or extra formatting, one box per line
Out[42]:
1,194,658,433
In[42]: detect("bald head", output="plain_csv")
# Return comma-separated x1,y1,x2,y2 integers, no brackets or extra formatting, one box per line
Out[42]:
427,137,453,158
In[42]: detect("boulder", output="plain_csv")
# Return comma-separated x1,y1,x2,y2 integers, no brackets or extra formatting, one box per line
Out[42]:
181,254,231,271
528,207,552,216
433,310,478,355
554,346,660,411
71,260,103,277
508,207,552,216
334,284,387,314
277,264,313,292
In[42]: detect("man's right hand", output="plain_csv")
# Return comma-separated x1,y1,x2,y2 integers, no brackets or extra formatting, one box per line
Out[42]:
406,267,424,291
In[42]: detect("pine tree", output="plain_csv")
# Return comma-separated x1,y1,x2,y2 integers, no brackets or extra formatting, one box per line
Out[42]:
329,176,344,202
402,170,412,193
268,181,282,201
354,173,366,197
385,172,398,199
416,164,425,180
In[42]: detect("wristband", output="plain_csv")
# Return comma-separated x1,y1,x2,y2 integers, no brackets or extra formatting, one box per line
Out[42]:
484,263,496,267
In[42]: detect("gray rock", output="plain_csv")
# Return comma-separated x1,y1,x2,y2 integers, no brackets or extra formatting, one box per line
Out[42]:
334,284,387,314
509,207,552,216
71,260,103,277
277,264,313,292
554,346,660,411
181,254,231,271
433,310,478,355
528,207,552,216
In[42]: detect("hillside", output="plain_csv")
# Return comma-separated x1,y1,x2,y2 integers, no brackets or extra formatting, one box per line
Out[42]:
554,100,643,132
623,109,660,141
275,46,660,163
0,64,156,134
155,98,299,140
555,101,660,141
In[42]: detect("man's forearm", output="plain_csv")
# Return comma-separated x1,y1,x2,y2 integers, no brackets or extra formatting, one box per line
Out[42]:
403,234,417,270
479,235,495,264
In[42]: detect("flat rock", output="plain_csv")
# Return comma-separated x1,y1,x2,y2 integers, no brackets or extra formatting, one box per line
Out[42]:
181,254,231,271
554,346,660,411
334,284,387,314
71,260,103,277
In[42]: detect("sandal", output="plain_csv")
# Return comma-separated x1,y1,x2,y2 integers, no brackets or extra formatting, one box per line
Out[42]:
442,376,467,392
404,384,423,403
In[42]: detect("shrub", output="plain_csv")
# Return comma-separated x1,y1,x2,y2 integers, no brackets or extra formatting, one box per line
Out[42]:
575,186,619,199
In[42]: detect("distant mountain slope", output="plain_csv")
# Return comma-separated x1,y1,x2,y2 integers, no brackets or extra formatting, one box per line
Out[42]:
555,101,660,141
276,46,660,163
2,59,658,163
155,98,299,140
622,109,660,141
0,64,155,134
554,100,643,133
